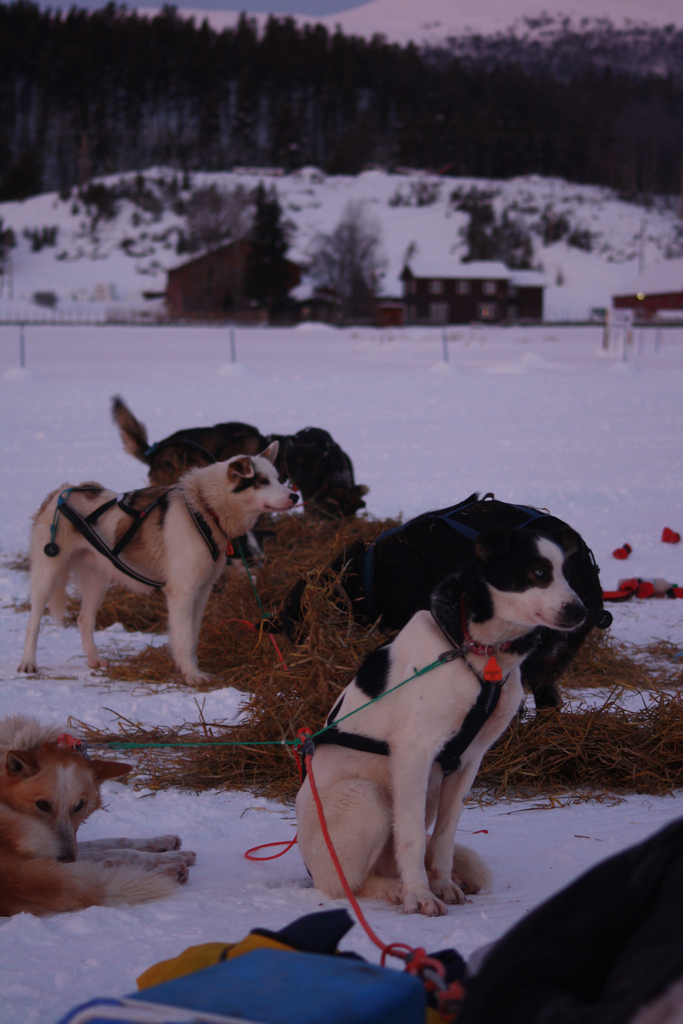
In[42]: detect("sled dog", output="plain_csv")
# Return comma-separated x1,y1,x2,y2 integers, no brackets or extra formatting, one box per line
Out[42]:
296,526,586,916
18,445,298,683
276,492,608,709
0,714,196,916
112,396,368,519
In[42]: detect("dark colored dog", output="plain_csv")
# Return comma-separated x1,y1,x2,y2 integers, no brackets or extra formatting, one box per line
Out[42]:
111,398,368,520
275,493,611,709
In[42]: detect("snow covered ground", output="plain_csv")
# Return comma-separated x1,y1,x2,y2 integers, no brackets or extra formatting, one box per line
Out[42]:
1,321,682,1024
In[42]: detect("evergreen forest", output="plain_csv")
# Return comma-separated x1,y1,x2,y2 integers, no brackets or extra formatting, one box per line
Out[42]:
1,0,682,200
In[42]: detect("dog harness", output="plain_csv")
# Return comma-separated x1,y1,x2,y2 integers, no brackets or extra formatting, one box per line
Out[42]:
313,670,503,777
308,602,516,779
45,487,226,588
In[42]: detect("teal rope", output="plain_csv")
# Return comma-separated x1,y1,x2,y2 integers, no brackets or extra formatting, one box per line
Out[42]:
95,655,451,751
235,538,269,619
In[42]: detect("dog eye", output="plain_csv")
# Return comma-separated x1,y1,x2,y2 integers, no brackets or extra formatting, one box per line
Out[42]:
72,800,85,814
36,799,52,813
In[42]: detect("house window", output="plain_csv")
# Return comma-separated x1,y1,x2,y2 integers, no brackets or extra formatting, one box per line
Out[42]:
482,281,498,296
477,302,498,320
407,304,417,322
508,284,518,298
429,302,449,322
455,280,471,295
508,305,518,321
428,279,444,295
404,279,417,296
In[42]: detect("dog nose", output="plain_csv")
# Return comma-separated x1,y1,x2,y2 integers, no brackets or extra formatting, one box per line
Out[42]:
289,492,299,505
560,600,586,628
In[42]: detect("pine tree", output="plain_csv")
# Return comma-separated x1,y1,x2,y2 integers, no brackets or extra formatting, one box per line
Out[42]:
245,183,292,314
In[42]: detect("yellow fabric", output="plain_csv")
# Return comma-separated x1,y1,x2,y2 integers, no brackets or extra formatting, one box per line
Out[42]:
136,933,295,990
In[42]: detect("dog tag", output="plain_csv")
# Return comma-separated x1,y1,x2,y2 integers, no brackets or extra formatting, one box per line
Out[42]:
483,656,502,683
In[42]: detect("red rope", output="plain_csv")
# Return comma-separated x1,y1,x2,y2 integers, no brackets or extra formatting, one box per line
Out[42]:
244,837,298,861
302,732,458,1016
303,743,394,957
222,617,289,672
243,727,460,1019
242,744,305,863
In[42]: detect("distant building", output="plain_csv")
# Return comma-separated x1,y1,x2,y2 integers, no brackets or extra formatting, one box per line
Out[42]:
400,259,545,324
166,239,301,321
613,263,683,321
375,301,406,328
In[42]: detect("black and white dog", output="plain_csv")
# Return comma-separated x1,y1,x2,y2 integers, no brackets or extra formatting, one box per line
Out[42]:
276,493,610,709
111,397,368,520
296,525,586,916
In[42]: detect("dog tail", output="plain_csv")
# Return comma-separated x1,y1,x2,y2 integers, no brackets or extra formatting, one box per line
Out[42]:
0,714,65,764
46,569,69,623
111,396,151,464
96,862,189,906
452,844,492,894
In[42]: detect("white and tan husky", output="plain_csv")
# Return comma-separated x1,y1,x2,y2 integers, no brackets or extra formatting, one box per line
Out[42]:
18,444,298,683
0,714,195,916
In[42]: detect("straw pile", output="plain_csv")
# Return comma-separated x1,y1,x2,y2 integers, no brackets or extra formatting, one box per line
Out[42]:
24,509,682,801
80,690,683,803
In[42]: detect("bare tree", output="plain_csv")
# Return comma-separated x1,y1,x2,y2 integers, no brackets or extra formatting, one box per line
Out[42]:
181,184,252,253
308,200,386,321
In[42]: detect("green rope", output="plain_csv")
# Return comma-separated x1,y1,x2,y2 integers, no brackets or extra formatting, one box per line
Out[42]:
235,537,268,619
95,654,453,751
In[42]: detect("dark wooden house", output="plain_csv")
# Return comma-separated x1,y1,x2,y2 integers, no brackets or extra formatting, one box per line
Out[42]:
400,259,544,324
166,239,301,321
613,264,683,321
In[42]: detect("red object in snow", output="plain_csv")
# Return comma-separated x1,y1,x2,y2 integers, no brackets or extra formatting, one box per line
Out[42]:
662,527,681,544
612,543,632,560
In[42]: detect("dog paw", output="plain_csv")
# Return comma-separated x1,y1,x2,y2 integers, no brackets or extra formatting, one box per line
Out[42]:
87,655,109,670
402,887,448,917
429,877,466,905
163,860,191,884
17,660,37,674
183,670,212,685
145,835,183,852
177,850,197,866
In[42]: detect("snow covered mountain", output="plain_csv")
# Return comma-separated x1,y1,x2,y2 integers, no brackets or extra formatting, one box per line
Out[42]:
1,167,682,322
175,0,683,45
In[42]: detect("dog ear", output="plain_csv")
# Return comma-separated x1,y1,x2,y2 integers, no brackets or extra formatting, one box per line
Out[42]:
548,528,579,558
227,456,254,483
260,441,279,464
6,750,39,777
89,759,133,781
475,525,517,561
357,484,370,496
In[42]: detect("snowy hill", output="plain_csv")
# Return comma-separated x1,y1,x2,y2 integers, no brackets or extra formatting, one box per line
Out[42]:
176,0,683,44
1,166,682,322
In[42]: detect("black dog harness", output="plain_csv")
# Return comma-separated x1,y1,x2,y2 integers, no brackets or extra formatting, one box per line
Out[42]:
308,601,516,780
46,487,224,588
313,667,503,778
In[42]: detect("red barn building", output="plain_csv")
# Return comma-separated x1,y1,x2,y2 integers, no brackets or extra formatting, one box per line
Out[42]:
613,264,683,321
166,239,301,321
